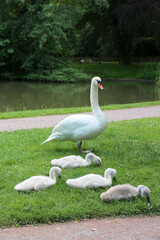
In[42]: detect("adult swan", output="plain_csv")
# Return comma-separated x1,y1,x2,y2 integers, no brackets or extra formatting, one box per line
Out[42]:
42,77,107,152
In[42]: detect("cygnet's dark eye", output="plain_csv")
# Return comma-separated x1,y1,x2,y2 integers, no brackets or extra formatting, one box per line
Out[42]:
97,80,101,84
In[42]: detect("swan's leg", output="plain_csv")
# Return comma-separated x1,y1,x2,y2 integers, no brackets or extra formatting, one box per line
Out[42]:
77,141,91,153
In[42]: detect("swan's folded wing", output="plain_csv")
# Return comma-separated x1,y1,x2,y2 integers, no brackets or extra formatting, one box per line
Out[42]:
34,180,52,191
83,175,105,188
62,162,78,168
52,114,95,134
51,114,99,140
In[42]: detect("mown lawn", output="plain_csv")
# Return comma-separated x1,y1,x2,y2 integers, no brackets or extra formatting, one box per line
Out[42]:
0,117,160,227
1,101,160,120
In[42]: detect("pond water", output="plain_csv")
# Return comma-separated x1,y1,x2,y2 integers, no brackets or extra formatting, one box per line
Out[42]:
0,80,159,112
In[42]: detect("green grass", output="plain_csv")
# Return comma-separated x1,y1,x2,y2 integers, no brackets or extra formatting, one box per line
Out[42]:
0,118,160,227
70,62,158,80
1,101,160,120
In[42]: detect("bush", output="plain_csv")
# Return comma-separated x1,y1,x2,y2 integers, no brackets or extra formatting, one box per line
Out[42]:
136,64,157,80
155,63,160,85
25,68,91,82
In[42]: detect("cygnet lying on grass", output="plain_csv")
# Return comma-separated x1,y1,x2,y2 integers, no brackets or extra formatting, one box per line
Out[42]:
51,152,101,169
66,168,116,189
100,184,150,203
14,167,61,191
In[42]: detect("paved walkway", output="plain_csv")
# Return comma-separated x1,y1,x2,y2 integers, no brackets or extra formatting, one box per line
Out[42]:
0,105,160,132
0,216,160,240
0,106,160,239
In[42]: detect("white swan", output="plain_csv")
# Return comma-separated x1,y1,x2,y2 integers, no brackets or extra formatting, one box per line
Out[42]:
14,167,61,191
51,152,101,169
42,76,107,152
66,168,116,189
100,184,150,203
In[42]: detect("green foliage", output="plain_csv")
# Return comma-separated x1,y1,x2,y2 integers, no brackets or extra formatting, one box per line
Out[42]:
1,101,160,120
0,118,160,227
76,0,160,64
71,62,158,80
25,68,91,82
155,63,160,85
0,1,82,81
136,64,157,80
1,0,160,81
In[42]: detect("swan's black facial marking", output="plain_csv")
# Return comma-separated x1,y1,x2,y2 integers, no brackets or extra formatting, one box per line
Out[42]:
97,80,104,90
98,160,101,165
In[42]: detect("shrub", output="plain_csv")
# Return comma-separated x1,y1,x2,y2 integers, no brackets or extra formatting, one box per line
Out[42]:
25,68,91,82
136,64,157,80
155,63,160,85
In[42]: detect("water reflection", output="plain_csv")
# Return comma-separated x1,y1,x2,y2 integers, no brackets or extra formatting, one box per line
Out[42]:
0,80,159,112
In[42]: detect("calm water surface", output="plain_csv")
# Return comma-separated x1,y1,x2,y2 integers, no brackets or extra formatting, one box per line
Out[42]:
0,80,159,112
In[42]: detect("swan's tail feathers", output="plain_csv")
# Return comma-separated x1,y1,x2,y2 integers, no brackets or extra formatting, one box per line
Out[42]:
14,183,25,191
66,179,73,187
41,134,55,144
66,179,77,188
14,184,20,191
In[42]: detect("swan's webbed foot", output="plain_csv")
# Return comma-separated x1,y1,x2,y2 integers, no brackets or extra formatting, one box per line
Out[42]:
77,141,91,153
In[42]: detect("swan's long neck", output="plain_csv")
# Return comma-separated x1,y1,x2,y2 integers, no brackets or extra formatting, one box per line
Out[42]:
85,153,93,164
137,185,144,197
104,171,112,184
49,169,56,182
90,83,100,115
90,83,106,121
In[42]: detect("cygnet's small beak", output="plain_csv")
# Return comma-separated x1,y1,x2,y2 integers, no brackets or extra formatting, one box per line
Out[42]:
98,82,104,90
113,177,117,181
58,175,62,179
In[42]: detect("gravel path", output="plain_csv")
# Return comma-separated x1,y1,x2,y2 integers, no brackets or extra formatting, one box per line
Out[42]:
0,216,160,240
0,105,160,132
0,105,160,239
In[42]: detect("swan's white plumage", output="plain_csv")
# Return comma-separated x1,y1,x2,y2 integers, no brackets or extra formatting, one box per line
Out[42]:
100,184,150,202
42,77,107,151
14,167,61,191
51,152,101,168
66,168,116,189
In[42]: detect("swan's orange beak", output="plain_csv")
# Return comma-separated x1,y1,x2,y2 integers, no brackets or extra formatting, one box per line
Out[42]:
98,82,104,90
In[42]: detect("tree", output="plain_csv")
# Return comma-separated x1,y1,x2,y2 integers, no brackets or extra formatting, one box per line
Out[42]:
0,0,82,80
75,0,110,57
111,0,160,64
76,0,160,64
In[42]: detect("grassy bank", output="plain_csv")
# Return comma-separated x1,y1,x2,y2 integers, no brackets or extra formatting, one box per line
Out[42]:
1,101,160,120
70,62,158,80
0,117,160,227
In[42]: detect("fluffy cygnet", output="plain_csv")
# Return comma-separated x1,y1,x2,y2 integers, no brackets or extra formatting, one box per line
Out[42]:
51,152,101,168
66,168,116,189
14,167,61,191
100,184,150,203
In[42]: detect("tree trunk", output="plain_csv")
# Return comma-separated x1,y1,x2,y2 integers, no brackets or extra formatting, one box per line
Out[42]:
118,38,132,64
